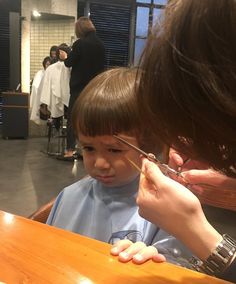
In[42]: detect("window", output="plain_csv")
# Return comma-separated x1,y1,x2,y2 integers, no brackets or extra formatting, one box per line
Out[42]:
77,0,166,68
136,6,149,37
78,0,131,68
90,3,131,68
134,0,166,65
153,7,164,27
137,0,151,3
154,0,168,5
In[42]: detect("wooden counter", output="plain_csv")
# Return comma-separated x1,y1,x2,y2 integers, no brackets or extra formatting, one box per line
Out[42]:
0,211,231,284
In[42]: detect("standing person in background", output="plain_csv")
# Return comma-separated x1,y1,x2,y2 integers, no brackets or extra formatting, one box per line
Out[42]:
60,17,105,159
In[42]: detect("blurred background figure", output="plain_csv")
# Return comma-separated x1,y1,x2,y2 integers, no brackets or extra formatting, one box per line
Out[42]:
49,45,58,64
30,56,52,125
40,43,71,126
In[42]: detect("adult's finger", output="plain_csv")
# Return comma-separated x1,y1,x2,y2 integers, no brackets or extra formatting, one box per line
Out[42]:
168,148,184,169
182,169,227,187
141,158,166,189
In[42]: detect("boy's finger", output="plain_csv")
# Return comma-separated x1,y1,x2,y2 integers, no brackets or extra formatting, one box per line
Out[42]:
132,246,161,264
118,241,147,262
152,253,166,263
110,239,133,255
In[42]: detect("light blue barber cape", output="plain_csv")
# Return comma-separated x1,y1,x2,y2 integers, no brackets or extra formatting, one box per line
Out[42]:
47,176,160,244
47,175,193,267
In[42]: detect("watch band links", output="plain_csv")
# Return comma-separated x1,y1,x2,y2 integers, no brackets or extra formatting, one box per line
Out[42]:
190,234,236,276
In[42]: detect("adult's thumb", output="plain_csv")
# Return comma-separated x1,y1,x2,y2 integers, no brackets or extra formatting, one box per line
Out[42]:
142,158,165,186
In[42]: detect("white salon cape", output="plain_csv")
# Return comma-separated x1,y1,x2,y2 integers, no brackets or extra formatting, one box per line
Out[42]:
30,69,45,124
47,175,193,266
40,61,70,118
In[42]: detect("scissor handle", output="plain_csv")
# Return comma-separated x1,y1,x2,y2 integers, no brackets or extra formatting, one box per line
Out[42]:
146,153,182,178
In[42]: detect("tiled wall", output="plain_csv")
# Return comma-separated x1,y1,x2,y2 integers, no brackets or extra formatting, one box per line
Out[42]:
30,19,75,79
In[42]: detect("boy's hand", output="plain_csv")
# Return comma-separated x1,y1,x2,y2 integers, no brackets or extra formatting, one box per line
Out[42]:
110,239,166,264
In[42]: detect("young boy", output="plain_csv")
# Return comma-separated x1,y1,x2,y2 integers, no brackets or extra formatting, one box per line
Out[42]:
47,68,192,266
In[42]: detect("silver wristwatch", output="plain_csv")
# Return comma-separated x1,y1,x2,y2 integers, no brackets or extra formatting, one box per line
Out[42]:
190,234,236,276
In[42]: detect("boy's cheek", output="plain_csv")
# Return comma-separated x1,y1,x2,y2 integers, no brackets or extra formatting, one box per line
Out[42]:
81,156,91,172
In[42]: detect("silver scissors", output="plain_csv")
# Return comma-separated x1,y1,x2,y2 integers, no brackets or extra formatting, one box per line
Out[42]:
113,135,183,178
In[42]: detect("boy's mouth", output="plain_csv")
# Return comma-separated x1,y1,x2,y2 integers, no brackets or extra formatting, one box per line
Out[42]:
96,175,115,183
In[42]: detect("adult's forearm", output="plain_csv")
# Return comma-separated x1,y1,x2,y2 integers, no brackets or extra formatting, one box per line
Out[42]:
175,212,222,261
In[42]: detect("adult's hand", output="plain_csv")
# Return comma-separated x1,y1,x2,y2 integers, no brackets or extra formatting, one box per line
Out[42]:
168,148,236,211
182,169,236,211
137,158,222,261
168,148,208,172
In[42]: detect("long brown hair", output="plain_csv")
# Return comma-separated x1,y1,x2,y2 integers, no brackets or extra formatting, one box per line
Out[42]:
75,17,96,38
138,0,236,176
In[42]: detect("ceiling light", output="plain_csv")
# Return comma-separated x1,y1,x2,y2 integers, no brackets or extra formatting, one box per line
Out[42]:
32,10,41,17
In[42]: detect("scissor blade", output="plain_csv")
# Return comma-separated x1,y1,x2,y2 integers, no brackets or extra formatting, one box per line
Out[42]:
113,135,148,158
114,135,183,178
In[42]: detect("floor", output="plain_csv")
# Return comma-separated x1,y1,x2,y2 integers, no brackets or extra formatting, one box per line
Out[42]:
0,134,235,238
0,135,86,217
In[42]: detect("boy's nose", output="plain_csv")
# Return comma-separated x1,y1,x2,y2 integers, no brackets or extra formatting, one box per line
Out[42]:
94,156,110,169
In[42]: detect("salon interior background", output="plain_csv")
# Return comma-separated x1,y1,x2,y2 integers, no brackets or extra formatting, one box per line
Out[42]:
0,0,167,97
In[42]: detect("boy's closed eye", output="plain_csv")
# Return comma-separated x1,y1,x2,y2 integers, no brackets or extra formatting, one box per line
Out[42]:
81,145,95,152
107,148,123,154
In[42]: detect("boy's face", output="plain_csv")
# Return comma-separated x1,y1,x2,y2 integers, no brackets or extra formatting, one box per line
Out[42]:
78,132,141,187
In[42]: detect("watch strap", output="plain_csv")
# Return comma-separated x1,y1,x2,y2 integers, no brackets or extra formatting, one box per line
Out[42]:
190,234,236,276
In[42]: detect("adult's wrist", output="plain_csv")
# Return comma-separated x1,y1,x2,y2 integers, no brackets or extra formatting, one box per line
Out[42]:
176,208,222,261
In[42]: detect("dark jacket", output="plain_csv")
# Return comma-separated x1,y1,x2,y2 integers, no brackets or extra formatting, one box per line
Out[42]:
64,31,105,94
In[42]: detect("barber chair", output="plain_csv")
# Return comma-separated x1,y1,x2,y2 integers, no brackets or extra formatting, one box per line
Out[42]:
46,117,67,156
28,198,55,223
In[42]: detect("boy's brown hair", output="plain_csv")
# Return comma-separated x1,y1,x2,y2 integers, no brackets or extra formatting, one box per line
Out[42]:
72,67,161,153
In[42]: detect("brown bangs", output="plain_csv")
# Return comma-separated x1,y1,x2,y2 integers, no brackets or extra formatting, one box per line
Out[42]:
72,68,140,138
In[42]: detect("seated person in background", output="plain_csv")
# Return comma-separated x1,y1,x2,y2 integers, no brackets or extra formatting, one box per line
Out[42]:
46,67,193,267
49,45,58,64
40,43,71,129
30,56,52,125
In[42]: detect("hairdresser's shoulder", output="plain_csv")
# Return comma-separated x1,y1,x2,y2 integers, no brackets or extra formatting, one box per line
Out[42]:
71,38,81,49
